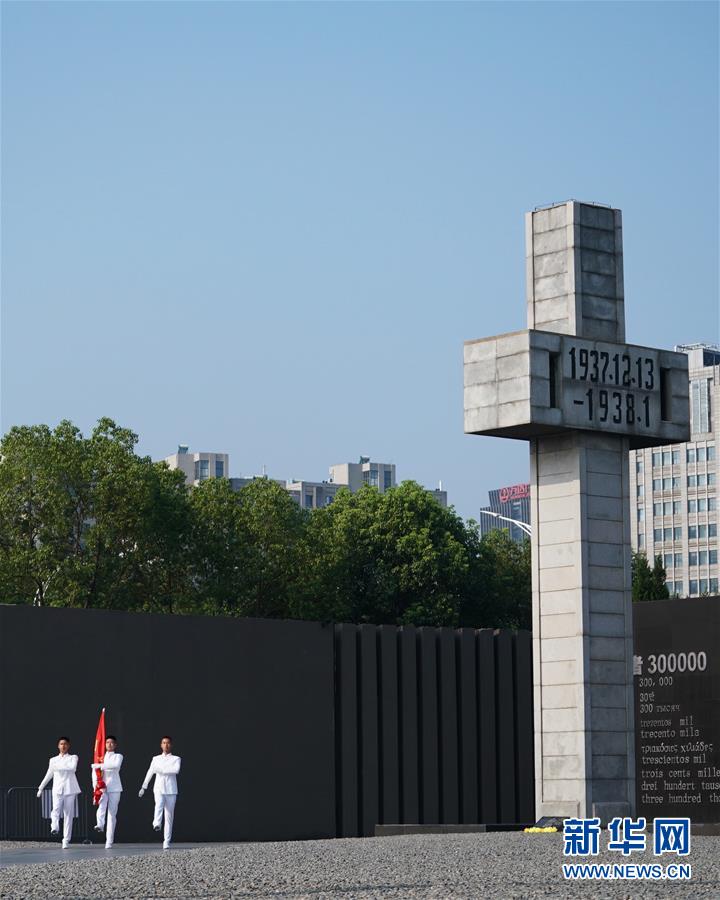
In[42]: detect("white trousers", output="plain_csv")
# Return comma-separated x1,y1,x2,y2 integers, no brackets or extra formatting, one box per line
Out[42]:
96,791,122,845
50,794,76,844
153,792,177,846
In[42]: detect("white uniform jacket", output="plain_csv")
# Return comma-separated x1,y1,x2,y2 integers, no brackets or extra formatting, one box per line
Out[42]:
38,754,81,796
142,754,181,795
92,751,124,792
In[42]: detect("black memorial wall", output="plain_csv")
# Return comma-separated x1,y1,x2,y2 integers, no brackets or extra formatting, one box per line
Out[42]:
0,605,534,841
633,596,720,824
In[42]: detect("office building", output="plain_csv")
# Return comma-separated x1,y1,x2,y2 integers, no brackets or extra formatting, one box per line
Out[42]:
479,482,531,543
630,344,720,597
329,457,396,493
164,445,229,486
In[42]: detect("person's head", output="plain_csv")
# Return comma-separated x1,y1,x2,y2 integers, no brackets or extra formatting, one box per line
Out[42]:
57,737,70,754
160,736,172,754
105,736,117,752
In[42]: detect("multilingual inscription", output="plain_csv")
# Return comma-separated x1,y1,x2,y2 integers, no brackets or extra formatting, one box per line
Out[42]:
634,597,720,824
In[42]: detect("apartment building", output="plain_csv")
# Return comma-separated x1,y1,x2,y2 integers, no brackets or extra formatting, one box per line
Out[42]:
164,445,229,486
329,457,396,493
630,344,720,597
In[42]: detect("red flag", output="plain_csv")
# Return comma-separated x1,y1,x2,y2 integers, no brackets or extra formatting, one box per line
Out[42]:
92,708,106,807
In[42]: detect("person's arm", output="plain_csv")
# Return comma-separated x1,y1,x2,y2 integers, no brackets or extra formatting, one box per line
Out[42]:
101,753,123,772
139,760,156,795
37,760,54,794
55,754,78,772
157,756,181,776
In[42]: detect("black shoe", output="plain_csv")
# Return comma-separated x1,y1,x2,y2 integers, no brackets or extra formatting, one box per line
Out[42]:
94,826,103,833
50,828,60,836
153,825,161,832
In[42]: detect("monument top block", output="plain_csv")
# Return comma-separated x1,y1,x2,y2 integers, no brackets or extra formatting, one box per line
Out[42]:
464,201,690,449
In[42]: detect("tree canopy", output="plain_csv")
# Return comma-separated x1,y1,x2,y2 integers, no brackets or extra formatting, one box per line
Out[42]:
0,418,532,628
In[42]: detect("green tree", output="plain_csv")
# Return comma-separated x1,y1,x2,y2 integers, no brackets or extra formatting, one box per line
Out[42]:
631,551,670,602
461,528,532,630
297,482,484,627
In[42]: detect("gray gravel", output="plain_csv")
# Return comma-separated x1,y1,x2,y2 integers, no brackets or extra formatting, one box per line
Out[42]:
1,833,718,899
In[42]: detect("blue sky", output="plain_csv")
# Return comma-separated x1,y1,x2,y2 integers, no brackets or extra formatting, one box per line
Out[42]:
2,1,718,520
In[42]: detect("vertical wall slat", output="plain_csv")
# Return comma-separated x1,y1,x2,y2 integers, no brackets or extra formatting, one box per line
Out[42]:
477,628,497,823
337,624,359,837
359,624,379,836
438,628,459,823
419,627,439,823
514,630,534,823
458,629,478,823
399,626,419,824
495,629,516,823
379,625,400,824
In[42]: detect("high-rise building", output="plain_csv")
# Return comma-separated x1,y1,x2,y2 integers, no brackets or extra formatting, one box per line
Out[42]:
164,445,229,486
630,344,720,597
329,457,396,493
478,482,531,543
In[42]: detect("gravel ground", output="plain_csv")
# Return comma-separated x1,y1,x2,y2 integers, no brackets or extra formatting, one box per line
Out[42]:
0,833,718,899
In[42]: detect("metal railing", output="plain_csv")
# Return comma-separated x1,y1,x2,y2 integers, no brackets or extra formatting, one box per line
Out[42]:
2,787,94,843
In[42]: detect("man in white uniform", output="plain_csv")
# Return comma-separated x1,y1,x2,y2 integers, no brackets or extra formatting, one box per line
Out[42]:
37,737,81,848
91,734,123,849
139,736,181,849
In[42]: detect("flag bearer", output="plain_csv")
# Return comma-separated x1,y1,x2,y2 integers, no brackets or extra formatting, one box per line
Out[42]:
139,736,181,850
92,735,123,848
37,737,81,848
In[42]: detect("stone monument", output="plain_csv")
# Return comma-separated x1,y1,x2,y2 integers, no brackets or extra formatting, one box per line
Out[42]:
464,201,690,822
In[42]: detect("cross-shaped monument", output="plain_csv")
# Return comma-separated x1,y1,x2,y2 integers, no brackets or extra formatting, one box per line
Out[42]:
464,201,690,822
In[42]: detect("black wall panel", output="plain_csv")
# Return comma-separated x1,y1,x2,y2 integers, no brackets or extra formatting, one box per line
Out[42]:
0,606,535,841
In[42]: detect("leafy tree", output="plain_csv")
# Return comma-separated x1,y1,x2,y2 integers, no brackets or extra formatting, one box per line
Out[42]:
631,551,669,602
461,528,531,630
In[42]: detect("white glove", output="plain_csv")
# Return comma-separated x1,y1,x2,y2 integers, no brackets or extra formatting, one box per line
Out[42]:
138,788,145,798
91,763,102,770
36,790,42,798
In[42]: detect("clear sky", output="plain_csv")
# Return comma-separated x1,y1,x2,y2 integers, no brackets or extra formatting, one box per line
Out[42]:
2,1,718,520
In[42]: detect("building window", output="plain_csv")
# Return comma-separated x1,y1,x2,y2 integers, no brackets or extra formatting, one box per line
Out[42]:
687,448,696,463
664,553,673,569
700,579,709,594
689,552,698,567
710,549,718,565
691,378,712,433
195,459,209,481
689,499,697,513
708,445,716,461
305,494,314,508
697,447,707,463
710,497,717,511
662,450,671,466
663,527,672,541
674,526,682,541
689,525,697,539
653,503,662,516
637,484,645,498
709,473,716,486
689,580,699,596
384,470,392,490
698,524,707,539
674,553,683,568
636,459,644,474
215,460,224,478
688,475,697,487
638,533,645,549
672,449,680,465
709,523,717,537
669,501,678,515
710,578,719,594
653,479,661,491
652,452,661,467
638,508,645,522
369,468,379,487
699,550,708,565
653,528,662,543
